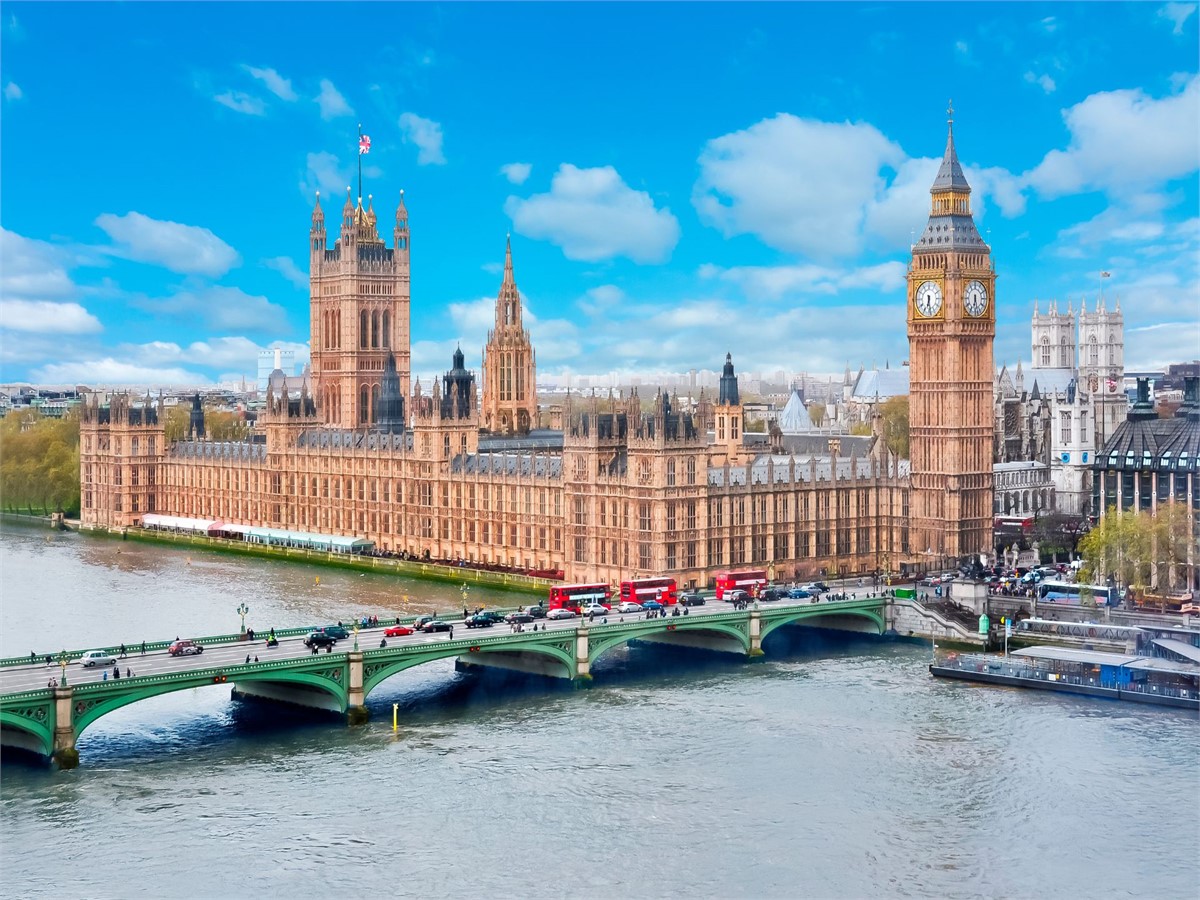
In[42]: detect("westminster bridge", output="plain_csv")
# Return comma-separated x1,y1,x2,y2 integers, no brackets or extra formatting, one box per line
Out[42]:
0,595,892,767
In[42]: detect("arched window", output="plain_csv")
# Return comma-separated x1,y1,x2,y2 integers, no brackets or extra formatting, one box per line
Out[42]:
1107,333,1116,365
1088,335,1098,366
371,311,379,349
382,311,390,348
371,384,380,422
1040,336,1051,367
1059,336,1069,368
359,385,369,423
360,311,368,349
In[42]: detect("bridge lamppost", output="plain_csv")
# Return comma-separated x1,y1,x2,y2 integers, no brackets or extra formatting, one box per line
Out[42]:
353,623,360,651
237,602,250,636
57,649,69,687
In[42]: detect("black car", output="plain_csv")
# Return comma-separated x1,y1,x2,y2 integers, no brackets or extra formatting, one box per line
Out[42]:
526,605,547,619
320,625,350,640
680,593,706,607
505,612,534,624
759,588,783,601
472,611,506,626
465,614,494,628
422,620,452,633
304,632,337,649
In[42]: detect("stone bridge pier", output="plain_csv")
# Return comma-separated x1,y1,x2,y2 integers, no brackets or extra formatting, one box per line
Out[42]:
346,651,368,725
52,686,79,769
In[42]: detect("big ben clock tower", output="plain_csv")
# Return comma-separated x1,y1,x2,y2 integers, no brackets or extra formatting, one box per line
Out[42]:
907,105,995,567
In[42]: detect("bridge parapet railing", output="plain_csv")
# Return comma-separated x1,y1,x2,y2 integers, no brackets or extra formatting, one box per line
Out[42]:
0,604,535,669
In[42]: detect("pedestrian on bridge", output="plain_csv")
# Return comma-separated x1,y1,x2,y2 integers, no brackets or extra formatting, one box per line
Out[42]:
126,668,132,678
245,654,251,664
449,625,454,640
140,641,146,655
119,643,127,658
44,654,52,667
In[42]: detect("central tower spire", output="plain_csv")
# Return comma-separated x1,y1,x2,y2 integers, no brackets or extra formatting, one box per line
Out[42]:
481,235,536,434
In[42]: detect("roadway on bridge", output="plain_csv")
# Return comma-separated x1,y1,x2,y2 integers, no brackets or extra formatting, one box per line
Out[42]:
1,588,890,694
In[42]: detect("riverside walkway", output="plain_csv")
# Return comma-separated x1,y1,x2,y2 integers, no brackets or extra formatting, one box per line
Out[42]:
0,594,887,767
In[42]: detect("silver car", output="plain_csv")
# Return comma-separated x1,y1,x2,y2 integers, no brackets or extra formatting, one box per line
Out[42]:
546,608,577,620
79,650,116,667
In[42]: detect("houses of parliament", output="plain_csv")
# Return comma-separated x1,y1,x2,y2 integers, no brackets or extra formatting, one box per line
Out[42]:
80,117,996,585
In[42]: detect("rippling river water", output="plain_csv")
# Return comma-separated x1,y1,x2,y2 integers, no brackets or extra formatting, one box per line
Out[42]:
1,522,1196,899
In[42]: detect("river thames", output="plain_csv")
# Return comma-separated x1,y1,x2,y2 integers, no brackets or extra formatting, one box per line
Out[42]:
1,522,1196,899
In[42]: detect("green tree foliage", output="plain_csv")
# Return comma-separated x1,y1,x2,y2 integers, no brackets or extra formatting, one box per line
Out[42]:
880,396,909,458
1079,503,1192,605
163,406,189,442
807,402,826,427
207,409,249,441
0,409,81,515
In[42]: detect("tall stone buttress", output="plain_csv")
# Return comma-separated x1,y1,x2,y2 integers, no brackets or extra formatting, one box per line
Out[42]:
907,108,996,564
309,188,411,429
481,237,537,434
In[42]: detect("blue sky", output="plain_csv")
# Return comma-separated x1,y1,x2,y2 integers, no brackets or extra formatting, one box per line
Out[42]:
1,2,1197,388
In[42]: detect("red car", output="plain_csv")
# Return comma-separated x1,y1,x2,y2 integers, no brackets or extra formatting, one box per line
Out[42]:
384,625,414,637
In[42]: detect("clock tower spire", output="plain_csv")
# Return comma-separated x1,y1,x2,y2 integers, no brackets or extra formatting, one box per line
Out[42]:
906,105,996,569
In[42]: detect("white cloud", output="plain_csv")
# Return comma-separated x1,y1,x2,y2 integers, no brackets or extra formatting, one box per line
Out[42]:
506,164,680,263
1026,75,1200,199
31,358,211,387
3,82,21,101
1024,71,1057,93
123,336,310,371
700,261,907,300
1127,321,1200,369
500,162,532,184
134,286,288,333
577,284,624,316
1038,16,1058,33
95,211,240,276
263,256,308,289
398,112,446,165
1158,3,1197,34
693,114,905,259
214,90,266,116
299,151,381,200
954,40,975,64
0,300,101,334
315,78,353,120
0,228,76,299
242,65,296,101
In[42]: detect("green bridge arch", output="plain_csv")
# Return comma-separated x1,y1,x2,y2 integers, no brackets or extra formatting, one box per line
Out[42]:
759,604,887,643
0,703,55,757
361,636,578,695
587,618,751,664
71,668,349,738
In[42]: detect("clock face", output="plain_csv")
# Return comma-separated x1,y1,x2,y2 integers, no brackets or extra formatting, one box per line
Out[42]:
964,280,989,317
915,280,943,317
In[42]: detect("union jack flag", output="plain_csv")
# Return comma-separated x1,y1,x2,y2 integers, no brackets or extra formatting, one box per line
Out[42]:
1106,378,1117,392
359,134,371,155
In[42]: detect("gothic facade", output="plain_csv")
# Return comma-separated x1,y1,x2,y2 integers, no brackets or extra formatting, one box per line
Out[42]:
81,118,996,585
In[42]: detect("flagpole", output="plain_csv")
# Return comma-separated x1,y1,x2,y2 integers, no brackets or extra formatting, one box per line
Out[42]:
358,123,363,203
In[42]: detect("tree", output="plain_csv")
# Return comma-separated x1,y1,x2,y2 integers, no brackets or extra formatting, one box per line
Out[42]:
1031,511,1085,561
1078,503,1192,608
879,396,909,458
163,406,189,442
807,402,826,427
0,408,81,515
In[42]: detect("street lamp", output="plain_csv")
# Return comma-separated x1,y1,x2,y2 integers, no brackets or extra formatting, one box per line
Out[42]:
353,622,359,651
236,602,250,635
57,650,69,687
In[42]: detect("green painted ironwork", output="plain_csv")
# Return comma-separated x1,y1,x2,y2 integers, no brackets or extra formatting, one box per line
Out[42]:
586,612,752,662
0,693,56,756
361,632,577,694
757,598,887,642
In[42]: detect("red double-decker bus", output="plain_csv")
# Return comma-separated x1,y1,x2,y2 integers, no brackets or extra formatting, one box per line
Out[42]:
713,569,767,600
619,577,678,607
547,582,612,612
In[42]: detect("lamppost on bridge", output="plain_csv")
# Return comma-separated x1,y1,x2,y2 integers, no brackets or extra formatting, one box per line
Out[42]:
237,602,250,635
353,623,360,651
57,649,69,687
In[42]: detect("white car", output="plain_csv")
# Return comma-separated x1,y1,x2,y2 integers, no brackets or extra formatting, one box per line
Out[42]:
79,650,116,668
617,601,643,613
546,608,577,620
581,603,610,616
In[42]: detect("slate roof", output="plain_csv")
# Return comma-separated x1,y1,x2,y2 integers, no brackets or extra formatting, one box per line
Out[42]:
171,440,266,461
450,452,563,479
708,454,908,487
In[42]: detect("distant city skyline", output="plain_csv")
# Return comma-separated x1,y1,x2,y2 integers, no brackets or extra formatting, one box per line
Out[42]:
1,3,1197,386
